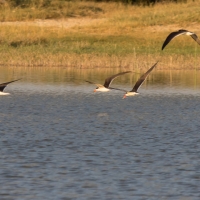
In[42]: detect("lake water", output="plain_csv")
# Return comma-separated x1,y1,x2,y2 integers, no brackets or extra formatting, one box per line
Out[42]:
0,67,200,200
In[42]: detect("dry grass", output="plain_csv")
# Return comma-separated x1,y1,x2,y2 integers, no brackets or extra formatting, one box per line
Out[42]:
0,0,200,69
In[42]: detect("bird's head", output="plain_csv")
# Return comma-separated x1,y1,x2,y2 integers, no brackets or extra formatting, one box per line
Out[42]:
94,87,99,92
122,92,128,99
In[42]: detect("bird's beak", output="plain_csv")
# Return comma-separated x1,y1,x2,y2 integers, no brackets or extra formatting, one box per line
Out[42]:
122,94,127,99
94,89,96,92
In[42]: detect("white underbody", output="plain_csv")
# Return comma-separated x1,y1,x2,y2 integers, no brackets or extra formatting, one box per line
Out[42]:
0,92,10,95
95,87,110,92
125,92,139,96
185,32,193,36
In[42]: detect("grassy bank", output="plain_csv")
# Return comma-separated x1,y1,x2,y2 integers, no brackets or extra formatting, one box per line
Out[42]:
0,0,200,69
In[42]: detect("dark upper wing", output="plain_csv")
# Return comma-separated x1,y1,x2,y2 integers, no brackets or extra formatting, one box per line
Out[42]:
108,86,127,92
162,29,189,50
85,80,96,84
85,80,104,88
103,71,132,88
130,62,158,92
0,85,7,92
0,79,21,92
190,34,200,45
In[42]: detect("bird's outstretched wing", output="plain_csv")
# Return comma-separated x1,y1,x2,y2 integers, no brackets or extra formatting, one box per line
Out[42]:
130,62,158,92
161,29,191,50
85,80,104,88
104,71,132,88
191,34,200,45
0,79,21,92
108,86,127,93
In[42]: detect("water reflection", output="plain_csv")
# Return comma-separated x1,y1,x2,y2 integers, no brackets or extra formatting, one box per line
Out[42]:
1,66,200,94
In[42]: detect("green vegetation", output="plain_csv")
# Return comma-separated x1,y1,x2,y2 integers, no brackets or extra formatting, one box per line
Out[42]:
0,0,200,69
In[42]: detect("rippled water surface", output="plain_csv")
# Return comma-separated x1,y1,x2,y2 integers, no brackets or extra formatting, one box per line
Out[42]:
1,67,200,199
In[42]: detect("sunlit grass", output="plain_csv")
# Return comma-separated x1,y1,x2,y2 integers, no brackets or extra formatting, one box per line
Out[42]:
1,0,200,25
0,0,200,68
0,29,199,69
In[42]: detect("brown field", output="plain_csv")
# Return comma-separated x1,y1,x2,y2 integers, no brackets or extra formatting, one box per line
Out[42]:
0,0,200,69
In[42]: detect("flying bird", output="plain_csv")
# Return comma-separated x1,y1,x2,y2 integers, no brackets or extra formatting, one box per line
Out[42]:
0,79,21,95
113,62,158,99
162,29,200,50
85,71,132,92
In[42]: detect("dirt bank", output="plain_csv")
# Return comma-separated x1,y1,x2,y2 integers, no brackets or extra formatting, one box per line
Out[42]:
0,18,199,33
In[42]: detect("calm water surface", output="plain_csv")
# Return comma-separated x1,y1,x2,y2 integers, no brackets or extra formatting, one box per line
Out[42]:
0,67,200,199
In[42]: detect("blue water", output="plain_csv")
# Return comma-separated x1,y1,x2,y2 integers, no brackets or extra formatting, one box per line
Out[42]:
0,68,200,199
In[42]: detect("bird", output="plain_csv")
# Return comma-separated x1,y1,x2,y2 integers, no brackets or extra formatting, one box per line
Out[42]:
112,62,158,99
85,71,132,92
0,79,21,95
162,29,200,50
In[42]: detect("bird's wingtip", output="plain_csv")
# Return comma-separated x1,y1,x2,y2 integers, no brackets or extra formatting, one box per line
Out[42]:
161,45,165,50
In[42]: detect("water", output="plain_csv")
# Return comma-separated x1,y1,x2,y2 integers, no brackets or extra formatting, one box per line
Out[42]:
0,67,200,199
